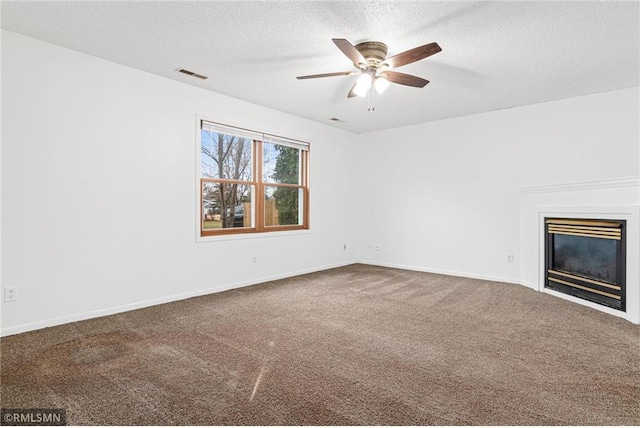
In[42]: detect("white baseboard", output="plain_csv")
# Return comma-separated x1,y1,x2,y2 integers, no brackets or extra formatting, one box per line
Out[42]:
519,280,538,291
8,259,631,337
0,260,355,337
357,260,519,285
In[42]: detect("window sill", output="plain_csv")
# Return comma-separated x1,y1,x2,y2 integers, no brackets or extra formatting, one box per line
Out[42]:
196,228,311,243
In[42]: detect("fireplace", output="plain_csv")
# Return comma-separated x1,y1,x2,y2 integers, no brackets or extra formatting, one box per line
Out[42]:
545,218,626,311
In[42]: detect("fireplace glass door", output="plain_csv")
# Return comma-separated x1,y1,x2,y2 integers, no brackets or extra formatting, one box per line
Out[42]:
545,218,626,311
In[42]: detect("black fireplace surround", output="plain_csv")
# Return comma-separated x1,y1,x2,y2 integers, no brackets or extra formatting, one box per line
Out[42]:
545,218,626,311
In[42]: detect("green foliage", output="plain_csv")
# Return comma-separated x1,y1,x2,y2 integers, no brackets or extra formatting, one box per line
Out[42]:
272,146,299,225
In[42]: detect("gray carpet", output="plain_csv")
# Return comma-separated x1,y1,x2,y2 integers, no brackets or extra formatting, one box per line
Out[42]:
1,264,639,425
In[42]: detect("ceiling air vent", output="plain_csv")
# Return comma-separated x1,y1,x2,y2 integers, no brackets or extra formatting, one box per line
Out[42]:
176,68,208,80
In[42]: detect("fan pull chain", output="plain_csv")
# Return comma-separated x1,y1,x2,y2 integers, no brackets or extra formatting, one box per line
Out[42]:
372,87,375,111
367,86,375,111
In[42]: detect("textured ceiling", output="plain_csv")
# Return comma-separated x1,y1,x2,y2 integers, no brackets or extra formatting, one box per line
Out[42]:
2,1,639,133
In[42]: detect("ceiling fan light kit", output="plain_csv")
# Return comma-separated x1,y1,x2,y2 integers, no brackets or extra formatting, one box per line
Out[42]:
297,38,442,109
353,73,373,97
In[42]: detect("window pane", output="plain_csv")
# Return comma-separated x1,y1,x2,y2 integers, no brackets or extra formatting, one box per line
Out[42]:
264,186,303,226
203,181,253,229
263,142,300,184
200,130,253,181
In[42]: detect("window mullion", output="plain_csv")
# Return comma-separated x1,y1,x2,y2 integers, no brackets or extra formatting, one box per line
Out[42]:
256,140,264,232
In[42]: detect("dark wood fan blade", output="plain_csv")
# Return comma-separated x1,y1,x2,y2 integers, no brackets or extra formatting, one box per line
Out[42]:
333,38,367,68
382,42,441,69
297,71,356,80
347,81,358,98
383,71,429,88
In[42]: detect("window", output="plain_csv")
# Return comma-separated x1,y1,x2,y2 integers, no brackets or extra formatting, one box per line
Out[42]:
199,120,309,236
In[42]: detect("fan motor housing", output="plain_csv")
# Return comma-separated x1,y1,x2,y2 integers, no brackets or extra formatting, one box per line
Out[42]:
354,41,388,68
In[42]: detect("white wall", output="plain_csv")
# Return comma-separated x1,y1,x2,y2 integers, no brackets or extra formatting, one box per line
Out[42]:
3,30,639,335
355,87,640,283
1,31,357,335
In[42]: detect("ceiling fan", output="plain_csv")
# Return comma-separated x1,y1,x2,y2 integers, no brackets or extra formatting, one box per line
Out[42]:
297,38,442,101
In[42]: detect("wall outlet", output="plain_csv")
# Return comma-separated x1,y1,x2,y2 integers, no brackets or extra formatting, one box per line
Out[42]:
252,256,257,266
374,246,380,252
507,254,514,263
4,287,18,303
